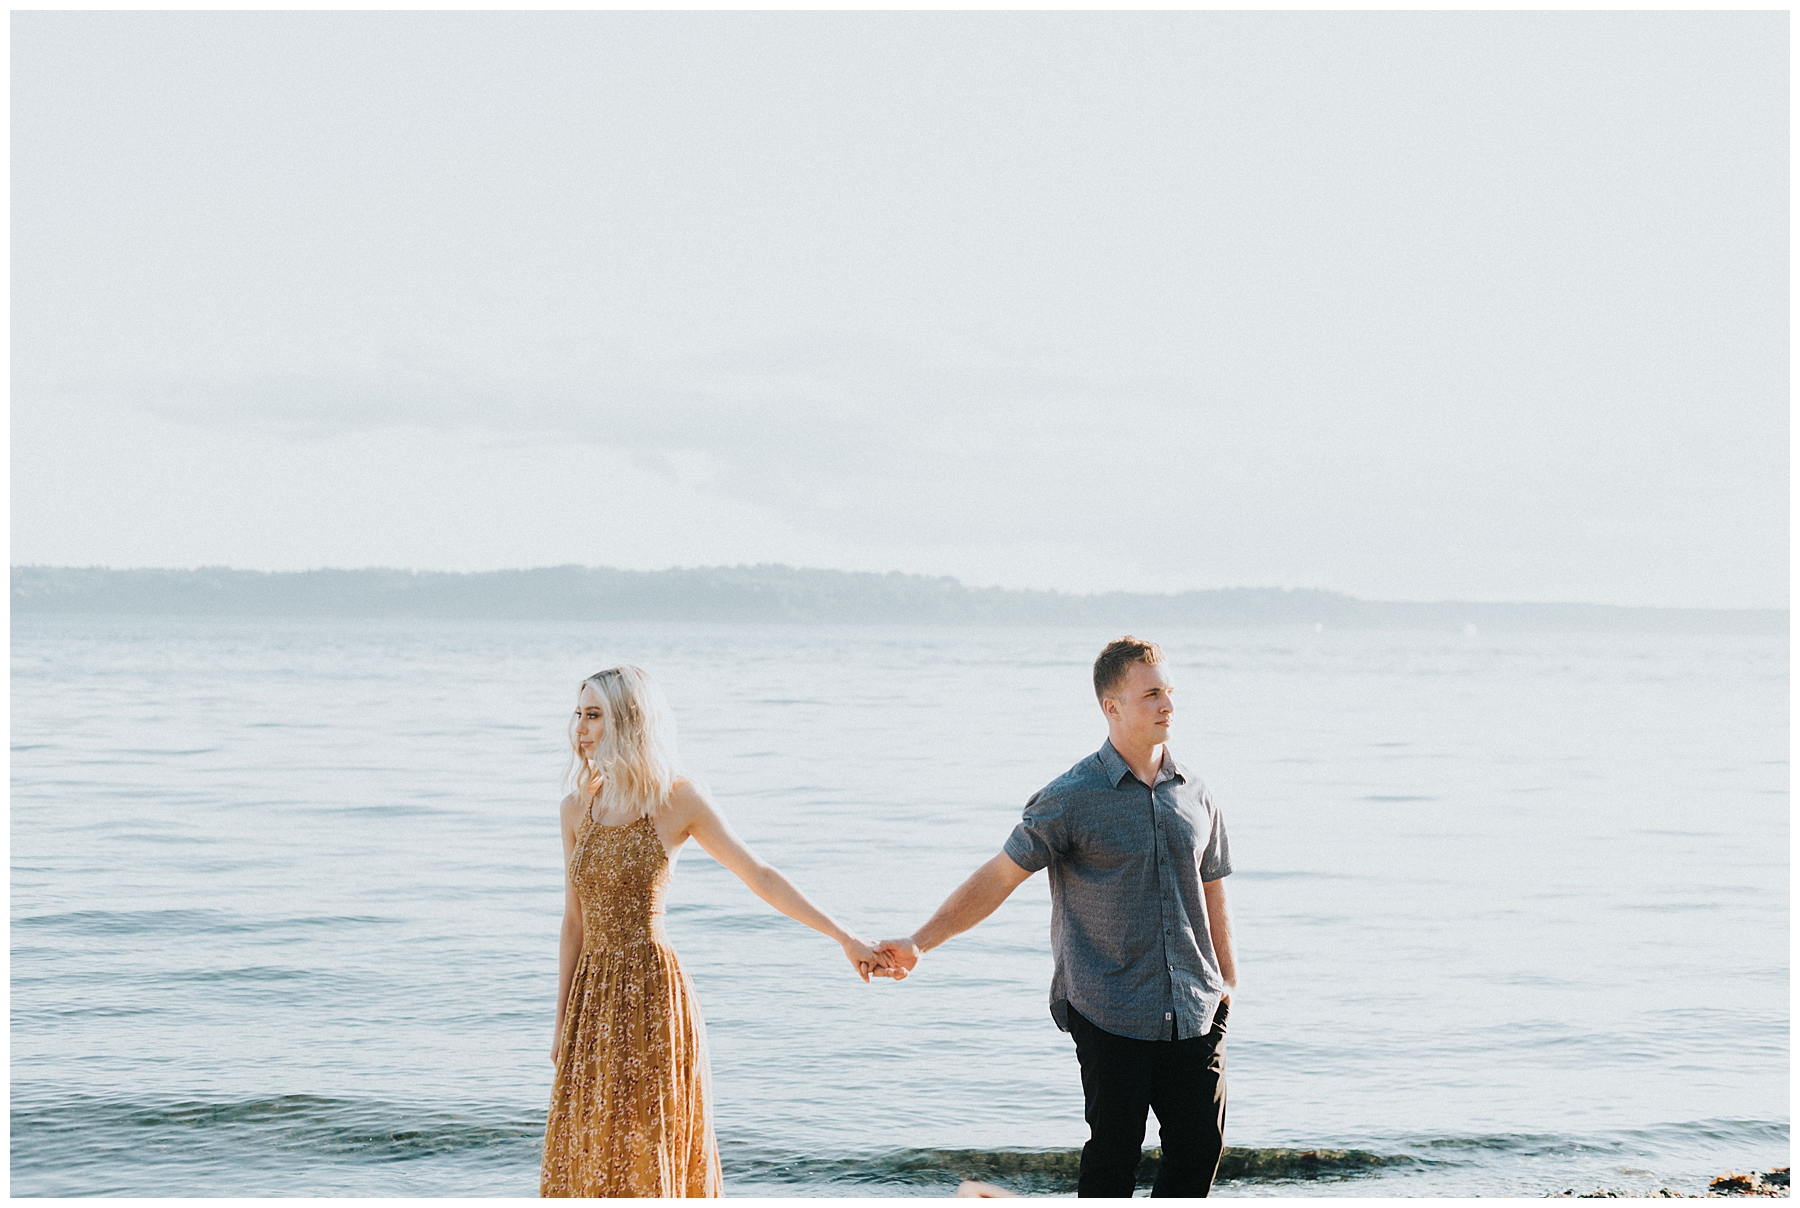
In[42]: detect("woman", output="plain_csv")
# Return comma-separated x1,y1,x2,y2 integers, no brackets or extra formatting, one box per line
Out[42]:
540,665,883,1197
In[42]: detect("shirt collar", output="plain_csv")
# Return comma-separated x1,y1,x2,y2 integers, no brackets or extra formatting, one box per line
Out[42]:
1098,739,1187,788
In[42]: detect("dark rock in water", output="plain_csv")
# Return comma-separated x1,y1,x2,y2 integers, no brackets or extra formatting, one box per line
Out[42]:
1213,1147,1402,1181
1549,1188,1689,1198
1710,1169,1790,1197
757,1143,1404,1194
1547,1168,1790,1199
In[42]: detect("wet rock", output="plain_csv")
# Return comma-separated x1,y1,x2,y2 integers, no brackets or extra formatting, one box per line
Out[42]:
1548,1188,1686,1198
1546,1170,1790,1199
1547,1190,1683,1199
1710,1170,1790,1197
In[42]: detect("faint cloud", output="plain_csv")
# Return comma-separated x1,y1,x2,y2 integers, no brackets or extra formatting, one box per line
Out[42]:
69,333,1208,547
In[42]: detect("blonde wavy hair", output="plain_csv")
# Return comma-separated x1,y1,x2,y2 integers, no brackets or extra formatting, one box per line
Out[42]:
565,665,679,820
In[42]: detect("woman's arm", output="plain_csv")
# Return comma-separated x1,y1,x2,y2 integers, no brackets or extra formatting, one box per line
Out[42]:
671,779,884,981
551,793,585,1065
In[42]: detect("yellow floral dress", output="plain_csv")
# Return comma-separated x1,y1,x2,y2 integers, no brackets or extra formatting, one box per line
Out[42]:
541,812,722,1197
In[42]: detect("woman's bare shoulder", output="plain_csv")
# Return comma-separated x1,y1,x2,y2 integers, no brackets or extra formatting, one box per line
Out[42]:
667,777,718,820
558,792,582,824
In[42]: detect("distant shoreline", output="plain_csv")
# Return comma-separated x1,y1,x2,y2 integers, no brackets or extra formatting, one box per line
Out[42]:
10,565,1784,635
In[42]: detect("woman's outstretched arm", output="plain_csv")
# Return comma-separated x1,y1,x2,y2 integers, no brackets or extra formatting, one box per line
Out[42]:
551,793,586,1065
670,779,886,981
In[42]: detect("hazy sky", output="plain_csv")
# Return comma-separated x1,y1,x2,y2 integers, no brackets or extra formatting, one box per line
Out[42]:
12,12,1788,607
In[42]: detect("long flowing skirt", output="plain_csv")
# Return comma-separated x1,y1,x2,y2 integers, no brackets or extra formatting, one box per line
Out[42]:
540,941,722,1197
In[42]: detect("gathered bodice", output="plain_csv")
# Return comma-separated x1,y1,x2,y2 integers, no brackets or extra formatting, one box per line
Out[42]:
572,812,672,952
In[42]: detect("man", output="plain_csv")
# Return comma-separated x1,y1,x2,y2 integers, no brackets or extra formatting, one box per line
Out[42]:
874,635,1237,1198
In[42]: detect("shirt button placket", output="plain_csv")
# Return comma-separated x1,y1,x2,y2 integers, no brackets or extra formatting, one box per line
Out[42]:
1152,780,1177,1031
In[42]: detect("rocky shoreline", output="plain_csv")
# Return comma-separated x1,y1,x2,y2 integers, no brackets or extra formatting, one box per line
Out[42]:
1548,1169,1789,1198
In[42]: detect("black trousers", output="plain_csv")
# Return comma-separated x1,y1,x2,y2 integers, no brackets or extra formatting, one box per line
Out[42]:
1067,1001,1227,1198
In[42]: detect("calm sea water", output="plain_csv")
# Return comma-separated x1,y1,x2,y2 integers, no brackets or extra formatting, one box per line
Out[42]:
10,615,1788,1196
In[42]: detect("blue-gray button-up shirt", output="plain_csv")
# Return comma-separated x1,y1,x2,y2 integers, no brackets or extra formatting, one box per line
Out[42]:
1004,740,1233,1042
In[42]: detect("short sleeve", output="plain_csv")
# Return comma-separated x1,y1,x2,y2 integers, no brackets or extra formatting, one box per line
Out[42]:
1004,785,1070,873
1198,788,1232,881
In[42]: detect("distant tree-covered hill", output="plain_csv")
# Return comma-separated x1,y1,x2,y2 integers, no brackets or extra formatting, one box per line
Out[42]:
9,564,1785,634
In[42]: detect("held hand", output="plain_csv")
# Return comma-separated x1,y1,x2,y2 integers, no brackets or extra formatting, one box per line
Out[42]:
841,936,886,983
872,936,922,980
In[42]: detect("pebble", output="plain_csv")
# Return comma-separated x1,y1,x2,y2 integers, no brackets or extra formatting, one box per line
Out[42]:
1546,1168,1790,1199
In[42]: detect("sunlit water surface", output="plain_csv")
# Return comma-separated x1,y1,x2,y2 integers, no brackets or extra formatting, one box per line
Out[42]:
11,616,1787,1195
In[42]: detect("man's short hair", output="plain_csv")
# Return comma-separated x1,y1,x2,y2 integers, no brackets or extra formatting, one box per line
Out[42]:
1093,635,1165,701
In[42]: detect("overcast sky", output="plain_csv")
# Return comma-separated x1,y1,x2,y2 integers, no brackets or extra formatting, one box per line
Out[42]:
12,12,1788,608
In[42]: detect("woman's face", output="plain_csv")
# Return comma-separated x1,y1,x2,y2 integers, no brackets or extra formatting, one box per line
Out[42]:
574,685,606,758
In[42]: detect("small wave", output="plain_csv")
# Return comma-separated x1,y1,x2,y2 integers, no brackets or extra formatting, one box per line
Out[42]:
11,1094,542,1169
167,966,324,985
12,1003,161,1020
1391,1118,1791,1161
315,804,457,819
13,1094,1785,1196
727,1144,1404,1190
12,1094,1402,1190
13,910,394,937
15,909,240,936
116,747,220,757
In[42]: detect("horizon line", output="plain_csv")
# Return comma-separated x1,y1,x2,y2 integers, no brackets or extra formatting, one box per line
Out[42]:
10,562,1786,615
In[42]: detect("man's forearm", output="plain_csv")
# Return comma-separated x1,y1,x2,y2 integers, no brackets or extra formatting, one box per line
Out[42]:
1203,878,1237,989
914,853,1031,952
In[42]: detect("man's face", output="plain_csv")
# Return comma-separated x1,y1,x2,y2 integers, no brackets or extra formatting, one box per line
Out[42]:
1103,660,1175,747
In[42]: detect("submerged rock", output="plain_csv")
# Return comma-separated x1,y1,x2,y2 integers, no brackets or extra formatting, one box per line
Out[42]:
835,1143,1402,1193
1214,1146,1400,1181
